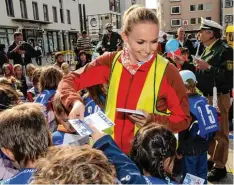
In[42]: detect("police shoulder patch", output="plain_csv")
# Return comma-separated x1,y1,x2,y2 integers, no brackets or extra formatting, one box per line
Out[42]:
227,60,233,71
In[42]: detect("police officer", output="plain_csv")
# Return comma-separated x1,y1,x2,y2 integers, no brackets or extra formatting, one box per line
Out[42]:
101,23,122,52
195,17,233,182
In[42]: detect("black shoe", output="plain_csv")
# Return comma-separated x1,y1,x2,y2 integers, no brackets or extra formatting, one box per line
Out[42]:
208,167,227,182
207,160,214,171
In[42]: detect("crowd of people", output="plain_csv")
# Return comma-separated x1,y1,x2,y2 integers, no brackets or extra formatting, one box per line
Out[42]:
0,4,233,185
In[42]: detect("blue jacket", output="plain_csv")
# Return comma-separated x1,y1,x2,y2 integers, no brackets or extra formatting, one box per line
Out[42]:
2,168,36,184
93,135,177,184
84,96,104,117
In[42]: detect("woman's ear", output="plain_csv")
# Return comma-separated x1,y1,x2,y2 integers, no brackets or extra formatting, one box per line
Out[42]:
121,32,128,44
1,147,16,161
163,157,174,174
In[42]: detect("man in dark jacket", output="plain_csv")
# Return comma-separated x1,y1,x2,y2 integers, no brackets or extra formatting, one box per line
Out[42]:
195,17,233,182
7,32,37,66
101,23,122,52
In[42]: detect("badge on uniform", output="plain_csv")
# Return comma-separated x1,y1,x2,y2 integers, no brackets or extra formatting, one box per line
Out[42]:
226,60,233,71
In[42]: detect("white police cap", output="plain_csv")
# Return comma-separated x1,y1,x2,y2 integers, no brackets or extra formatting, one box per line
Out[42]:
199,17,223,30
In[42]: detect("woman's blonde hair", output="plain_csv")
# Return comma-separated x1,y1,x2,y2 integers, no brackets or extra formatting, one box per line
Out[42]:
123,4,159,35
32,146,116,184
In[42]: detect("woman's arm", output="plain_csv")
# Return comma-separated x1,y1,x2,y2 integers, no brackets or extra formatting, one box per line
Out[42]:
58,52,117,111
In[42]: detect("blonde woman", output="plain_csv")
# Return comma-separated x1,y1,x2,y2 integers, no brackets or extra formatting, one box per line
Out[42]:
58,5,191,153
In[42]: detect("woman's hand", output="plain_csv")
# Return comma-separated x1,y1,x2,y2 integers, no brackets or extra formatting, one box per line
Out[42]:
69,100,85,120
128,110,152,128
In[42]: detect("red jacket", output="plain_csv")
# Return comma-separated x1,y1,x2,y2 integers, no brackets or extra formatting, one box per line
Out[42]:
58,52,191,153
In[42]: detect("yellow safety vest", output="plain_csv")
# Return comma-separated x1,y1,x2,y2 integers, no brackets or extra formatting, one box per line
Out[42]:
105,52,171,137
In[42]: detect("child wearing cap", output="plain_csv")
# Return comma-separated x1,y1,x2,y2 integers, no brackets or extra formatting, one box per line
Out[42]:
178,70,219,184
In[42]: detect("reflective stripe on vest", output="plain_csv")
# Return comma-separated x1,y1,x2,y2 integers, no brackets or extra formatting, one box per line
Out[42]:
105,51,171,137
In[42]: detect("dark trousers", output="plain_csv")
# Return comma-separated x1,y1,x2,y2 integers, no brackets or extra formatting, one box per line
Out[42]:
182,152,208,184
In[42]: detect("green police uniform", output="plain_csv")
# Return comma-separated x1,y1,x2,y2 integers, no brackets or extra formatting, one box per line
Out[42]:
196,39,233,96
195,17,233,182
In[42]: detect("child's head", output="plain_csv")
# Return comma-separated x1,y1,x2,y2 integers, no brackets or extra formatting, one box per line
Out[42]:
79,51,87,62
0,103,52,168
61,62,70,76
26,63,36,77
84,84,107,109
130,123,177,181
13,64,23,78
31,146,116,184
179,70,197,94
0,84,19,111
32,68,42,90
2,63,13,76
180,47,190,61
39,66,63,93
55,52,64,64
52,92,74,132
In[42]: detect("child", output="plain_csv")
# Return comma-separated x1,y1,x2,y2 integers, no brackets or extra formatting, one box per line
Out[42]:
52,92,89,146
178,70,219,184
0,103,52,184
54,52,64,69
2,63,13,79
130,123,177,184
0,85,20,181
31,146,116,184
25,63,36,89
61,62,70,76
32,122,147,184
13,64,28,98
27,68,42,102
82,84,107,117
34,66,63,132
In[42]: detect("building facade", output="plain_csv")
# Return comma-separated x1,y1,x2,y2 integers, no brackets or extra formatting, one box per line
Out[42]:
157,0,221,36
1,0,80,54
221,0,234,30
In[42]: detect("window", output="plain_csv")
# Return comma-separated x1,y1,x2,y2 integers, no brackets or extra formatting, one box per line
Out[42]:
225,0,233,7
60,9,64,23
66,10,71,24
190,5,196,11
5,0,14,17
225,15,233,23
52,7,58,23
197,17,201,24
171,6,181,14
205,3,212,11
32,2,39,20
206,17,211,20
20,0,27,18
190,18,196,24
197,4,204,10
109,0,120,12
43,4,49,21
171,19,181,27
115,0,120,13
